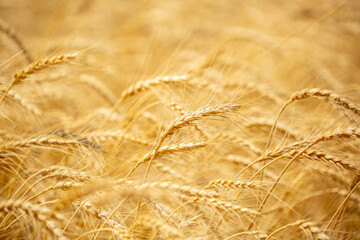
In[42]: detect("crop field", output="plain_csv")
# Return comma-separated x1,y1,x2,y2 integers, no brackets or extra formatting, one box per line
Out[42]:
0,0,359,239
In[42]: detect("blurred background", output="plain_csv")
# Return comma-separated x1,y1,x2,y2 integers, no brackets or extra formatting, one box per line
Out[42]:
1,1,360,239
1,0,359,92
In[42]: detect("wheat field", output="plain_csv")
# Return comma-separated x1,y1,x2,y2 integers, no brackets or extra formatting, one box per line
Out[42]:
0,0,359,239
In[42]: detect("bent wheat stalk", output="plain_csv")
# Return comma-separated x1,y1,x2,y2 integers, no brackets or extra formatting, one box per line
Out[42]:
104,74,191,123
268,88,360,148
248,127,360,230
0,199,66,239
324,173,360,234
0,53,78,107
133,181,219,198
125,142,207,179
236,127,360,178
127,103,241,181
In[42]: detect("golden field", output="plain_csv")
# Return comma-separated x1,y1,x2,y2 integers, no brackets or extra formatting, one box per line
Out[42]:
0,0,359,239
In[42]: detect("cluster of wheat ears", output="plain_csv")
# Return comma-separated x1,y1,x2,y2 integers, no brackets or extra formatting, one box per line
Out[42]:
0,1,359,239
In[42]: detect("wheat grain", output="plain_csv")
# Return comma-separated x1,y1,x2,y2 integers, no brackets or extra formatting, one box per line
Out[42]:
81,201,131,239
265,220,329,240
206,179,260,190
191,197,260,216
166,101,209,139
0,53,78,106
135,215,182,238
300,221,329,240
133,104,241,181
240,127,360,176
87,129,151,145
133,181,219,198
13,53,78,82
269,89,360,147
303,150,358,172
117,75,190,105
247,128,360,230
289,89,360,116
1,135,99,155
26,181,82,202
126,141,207,179
1,2,359,239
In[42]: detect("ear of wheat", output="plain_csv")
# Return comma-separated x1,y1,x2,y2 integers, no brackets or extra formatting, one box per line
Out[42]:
1,1,359,239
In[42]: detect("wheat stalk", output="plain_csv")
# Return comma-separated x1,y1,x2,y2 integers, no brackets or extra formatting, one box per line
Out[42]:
191,197,260,216
87,129,151,145
247,127,360,230
133,181,219,198
81,201,131,239
1,135,99,155
265,220,329,240
0,199,66,239
137,104,241,182
268,88,360,147
206,179,260,190
0,53,78,107
238,127,360,177
135,215,182,238
126,141,208,179
303,150,358,172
